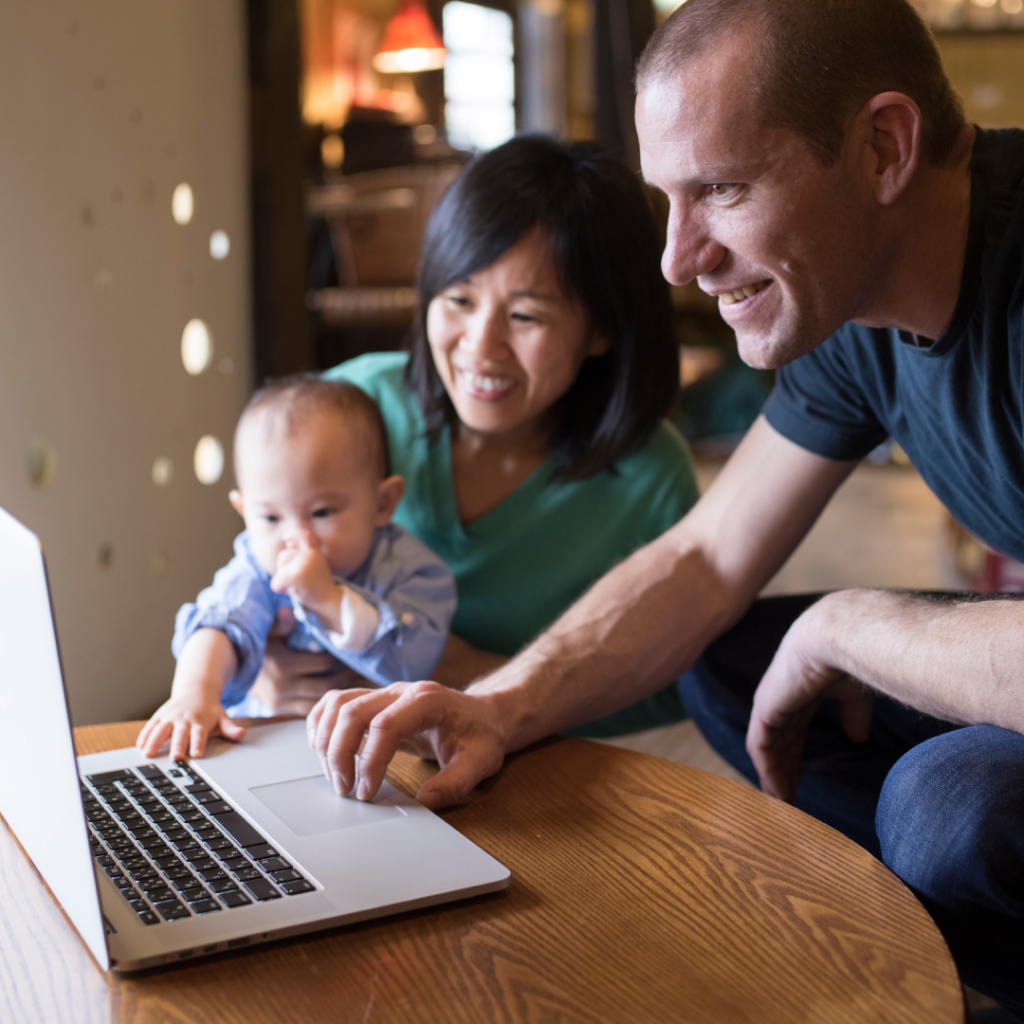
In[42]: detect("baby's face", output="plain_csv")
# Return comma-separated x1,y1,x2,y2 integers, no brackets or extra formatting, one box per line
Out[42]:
230,408,399,580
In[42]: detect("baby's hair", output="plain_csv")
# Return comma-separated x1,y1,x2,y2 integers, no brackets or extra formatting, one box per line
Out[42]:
236,374,390,480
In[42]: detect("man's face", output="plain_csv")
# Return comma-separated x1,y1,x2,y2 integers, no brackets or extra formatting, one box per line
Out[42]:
637,31,884,369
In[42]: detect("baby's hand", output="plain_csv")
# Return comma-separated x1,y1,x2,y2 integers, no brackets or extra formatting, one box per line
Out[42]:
137,694,246,760
271,535,337,610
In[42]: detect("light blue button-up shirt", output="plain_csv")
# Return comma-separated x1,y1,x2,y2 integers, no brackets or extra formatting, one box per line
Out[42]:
172,524,456,711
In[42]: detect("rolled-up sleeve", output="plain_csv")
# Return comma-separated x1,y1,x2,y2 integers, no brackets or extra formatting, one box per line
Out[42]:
171,534,279,707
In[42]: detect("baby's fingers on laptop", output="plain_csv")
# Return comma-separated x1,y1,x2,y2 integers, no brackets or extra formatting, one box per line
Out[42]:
217,714,247,745
170,721,193,761
137,717,170,756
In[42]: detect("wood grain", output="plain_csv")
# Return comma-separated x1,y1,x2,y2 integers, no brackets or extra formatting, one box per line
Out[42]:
0,721,964,1024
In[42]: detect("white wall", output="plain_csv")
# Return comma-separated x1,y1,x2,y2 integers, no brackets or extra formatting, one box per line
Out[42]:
0,1,251,725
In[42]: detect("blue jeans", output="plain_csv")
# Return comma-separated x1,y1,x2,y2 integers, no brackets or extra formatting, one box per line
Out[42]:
678,594,1024,1019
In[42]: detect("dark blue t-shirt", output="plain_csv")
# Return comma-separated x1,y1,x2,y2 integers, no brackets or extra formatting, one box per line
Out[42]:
763,127,1024,562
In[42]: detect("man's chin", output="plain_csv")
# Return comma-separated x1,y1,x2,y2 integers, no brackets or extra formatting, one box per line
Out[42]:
735,327,824,371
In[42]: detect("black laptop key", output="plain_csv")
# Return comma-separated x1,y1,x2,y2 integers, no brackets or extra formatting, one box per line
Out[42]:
185,783,212,794
271,869,302,883
137,910,160,925
156,900,191,921
191,899,221,915
172,875,201,891
137,877,172,892
148,888,177,904
165,867,195,883
140,838,170,853
95,855,113,867
279,879,315,896
222,858,247,873
179,810,206,823
182,849,212,864
244,878,281,902
203,801,233,815
129,827,156,839
174,840,201,854
129,898,148,912
258,858,290,872
190,857,217,871
209,878,239,894
211,811,264,848
220,890,251,908
245,844,278,861
206,838,235,853
136,765,164,779
107,836,133,850
233,867,262,882
135,794,158,806
192,793,220,806
150,812,175,825
155,854,181,869
110,875,132,889
166,792,189,805
160,827,189,840
194,827,219,840
180,887,209,903
199,868,227,882
88,770,134,786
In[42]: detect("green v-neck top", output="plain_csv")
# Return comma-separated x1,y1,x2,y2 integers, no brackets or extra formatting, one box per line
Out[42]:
326,353,700,735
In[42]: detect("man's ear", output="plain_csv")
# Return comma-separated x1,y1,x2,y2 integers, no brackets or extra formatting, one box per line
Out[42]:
861,91,922,206
375,475,405,525
229,489,245,517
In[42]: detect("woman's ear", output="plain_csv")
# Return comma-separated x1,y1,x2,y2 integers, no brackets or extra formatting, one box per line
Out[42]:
375,475,406,525
229,489,245,517
587,331,610,358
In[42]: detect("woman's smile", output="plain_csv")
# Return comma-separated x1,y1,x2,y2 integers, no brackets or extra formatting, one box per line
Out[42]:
454,365,519,400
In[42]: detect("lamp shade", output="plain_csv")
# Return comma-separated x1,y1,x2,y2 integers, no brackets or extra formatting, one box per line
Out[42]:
372,0,446,73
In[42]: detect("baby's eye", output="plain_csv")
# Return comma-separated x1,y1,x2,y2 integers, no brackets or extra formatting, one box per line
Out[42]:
262,514,280,524
311,507,336,519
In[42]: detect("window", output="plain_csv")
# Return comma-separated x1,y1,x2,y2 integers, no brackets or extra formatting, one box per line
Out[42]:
443,2,515,151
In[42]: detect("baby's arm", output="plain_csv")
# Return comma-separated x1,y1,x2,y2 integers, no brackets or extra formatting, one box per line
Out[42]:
137,628,247,759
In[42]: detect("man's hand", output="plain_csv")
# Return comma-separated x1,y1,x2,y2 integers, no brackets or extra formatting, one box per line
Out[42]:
746,594,875,802
306,683,507,810
137,693,246,760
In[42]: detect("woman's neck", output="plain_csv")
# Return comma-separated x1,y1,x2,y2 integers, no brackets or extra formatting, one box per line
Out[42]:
450,419,552,525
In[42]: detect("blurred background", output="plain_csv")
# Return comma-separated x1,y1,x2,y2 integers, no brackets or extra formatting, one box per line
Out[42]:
0,0,1022,726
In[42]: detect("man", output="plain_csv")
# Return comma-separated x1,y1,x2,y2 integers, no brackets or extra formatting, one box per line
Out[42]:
304,0,1024,1012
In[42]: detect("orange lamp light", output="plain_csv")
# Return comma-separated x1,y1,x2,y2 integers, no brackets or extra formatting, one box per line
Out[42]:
372,0,447,74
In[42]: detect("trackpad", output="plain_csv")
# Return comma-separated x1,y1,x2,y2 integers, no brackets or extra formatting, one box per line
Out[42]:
250,775,404,837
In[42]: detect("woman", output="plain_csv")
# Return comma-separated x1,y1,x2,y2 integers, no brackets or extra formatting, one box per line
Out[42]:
255,135,699,736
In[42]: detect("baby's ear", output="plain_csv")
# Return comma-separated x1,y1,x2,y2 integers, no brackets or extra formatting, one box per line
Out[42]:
376,475,405,525
229,489,245,517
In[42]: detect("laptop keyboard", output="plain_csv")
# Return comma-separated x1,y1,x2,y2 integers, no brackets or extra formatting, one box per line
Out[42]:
81,761,315,926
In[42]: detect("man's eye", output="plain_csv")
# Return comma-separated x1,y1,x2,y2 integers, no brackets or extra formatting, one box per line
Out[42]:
709,183,733,197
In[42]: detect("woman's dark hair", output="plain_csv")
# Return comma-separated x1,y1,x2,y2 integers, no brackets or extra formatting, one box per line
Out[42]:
405,134,679,481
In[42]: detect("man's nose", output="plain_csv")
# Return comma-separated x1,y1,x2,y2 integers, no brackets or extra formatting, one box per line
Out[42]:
661,202,725,287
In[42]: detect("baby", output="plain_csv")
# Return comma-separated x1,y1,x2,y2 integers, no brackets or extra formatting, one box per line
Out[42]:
138,376,456,761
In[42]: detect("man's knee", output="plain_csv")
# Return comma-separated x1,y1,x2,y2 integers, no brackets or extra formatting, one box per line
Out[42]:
877,725,1024,909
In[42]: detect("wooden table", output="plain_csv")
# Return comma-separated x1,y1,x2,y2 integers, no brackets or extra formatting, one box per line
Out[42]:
1,721,964,1024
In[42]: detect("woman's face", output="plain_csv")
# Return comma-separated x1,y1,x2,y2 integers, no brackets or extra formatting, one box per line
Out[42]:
426,227,607,445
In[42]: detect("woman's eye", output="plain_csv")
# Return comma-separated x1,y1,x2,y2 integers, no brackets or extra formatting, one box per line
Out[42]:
511,311,537,323
447,293,472,308
311,507,335,519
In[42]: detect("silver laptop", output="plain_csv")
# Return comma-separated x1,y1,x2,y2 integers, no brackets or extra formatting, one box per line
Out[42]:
0,505,509,971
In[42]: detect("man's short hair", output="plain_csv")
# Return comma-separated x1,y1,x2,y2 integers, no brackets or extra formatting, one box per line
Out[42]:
636,0,967,167
237,375,390,480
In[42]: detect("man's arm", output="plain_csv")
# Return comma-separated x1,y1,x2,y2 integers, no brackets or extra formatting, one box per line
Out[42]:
309,418,857,807
748,588,1024,800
